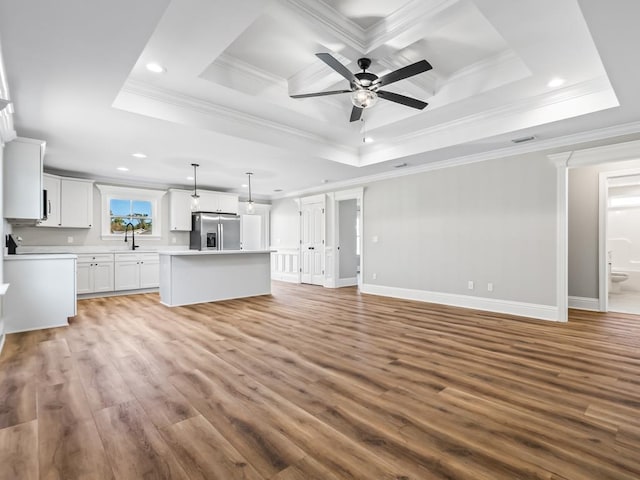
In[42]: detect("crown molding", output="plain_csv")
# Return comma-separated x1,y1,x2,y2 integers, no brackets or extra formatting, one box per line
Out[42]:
275,120,640,200
214,53,285,86
364,75,616,158
121,79,333,145
549,137,640,168
283,0,367,51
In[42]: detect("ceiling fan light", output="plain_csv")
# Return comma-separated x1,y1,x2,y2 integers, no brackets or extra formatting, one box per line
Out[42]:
351,89,378,109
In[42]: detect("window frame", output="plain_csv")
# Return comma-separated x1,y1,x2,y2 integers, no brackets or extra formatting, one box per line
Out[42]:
96,184,165,240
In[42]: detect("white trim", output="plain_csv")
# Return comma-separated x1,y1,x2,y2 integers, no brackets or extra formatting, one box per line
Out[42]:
96,184,165,240
556,161,569,322
337,277,358,287
360,284,560,322
276,121,640,200
271,272,300,283
568,296,600,311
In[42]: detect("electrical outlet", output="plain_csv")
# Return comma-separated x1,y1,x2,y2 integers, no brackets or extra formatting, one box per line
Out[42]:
67,236,74,244
487,282,493,292
372,273,377,280
468,280,474,290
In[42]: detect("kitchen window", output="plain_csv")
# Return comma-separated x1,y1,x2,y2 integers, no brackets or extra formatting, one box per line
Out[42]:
96,185,165,239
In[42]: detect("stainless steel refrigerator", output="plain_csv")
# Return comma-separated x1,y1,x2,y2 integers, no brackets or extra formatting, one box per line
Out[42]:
190,212,241,251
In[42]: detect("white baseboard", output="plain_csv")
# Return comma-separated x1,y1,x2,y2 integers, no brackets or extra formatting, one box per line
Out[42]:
271,272,300,283
568,296,600,311
360,284,561,322
5,322,69,335
337,277,358,287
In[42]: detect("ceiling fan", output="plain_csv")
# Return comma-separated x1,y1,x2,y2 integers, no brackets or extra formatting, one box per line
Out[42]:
290,52,433,122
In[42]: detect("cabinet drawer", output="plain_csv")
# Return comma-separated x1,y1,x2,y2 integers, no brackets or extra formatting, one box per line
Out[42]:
77,253,114,264
115,252,158,263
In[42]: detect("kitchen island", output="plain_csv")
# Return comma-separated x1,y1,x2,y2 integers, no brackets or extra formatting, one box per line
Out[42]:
158,250,272,307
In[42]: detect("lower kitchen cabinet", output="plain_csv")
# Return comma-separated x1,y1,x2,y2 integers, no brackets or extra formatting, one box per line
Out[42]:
115,252,159,290
77,254,114,294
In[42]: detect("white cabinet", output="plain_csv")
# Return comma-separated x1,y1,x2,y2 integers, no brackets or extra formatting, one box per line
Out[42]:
115,252,159,290
60,178,93,228
4,255,77,333
77,254,114,294
169,189,193,231
38,175,94,228
198,191,238,214
40,174,61,227
3,137,45,222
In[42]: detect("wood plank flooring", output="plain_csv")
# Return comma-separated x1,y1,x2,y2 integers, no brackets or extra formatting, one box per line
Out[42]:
1,282,640,479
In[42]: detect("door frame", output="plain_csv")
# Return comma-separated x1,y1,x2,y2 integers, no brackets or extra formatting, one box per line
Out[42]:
598,167,640,312
330,188,364,289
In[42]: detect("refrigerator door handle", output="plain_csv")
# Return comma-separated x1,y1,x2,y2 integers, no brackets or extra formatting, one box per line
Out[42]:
220,223,224,250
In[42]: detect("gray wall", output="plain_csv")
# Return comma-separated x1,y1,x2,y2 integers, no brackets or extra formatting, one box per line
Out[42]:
568,159,640,298
270,197,299,248
338,199,358,279
363,152,558,306
13,184,189,247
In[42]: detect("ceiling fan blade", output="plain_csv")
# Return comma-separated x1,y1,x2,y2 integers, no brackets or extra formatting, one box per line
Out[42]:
350,106,363,122
316,53,359,86
378,90,428,110
374,59,432,87
290,89,351,99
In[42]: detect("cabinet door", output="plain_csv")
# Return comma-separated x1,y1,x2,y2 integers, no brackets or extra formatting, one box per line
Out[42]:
218,194,239,214
92,262,114,292
61,179,93,228
3,139,44,221
197,191,219,212
76,263,92,294
39,174,61,227
139,260,159,288
169,190,193,231
114,261,140,290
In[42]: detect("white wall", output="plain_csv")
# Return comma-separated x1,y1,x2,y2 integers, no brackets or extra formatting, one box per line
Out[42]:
12,184,189,248
338,199,358,280
270,197,299,248
363,152,557,306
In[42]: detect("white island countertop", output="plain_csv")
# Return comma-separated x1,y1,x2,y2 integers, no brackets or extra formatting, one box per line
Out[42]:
4,253,78,260
158,249,273,256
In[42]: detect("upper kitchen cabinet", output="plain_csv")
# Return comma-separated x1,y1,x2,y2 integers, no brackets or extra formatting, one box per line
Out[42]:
3,137,45,223
60,178,94,228
198,191,239,214
168,189,193,231
40,173,61,227
38,175,94,228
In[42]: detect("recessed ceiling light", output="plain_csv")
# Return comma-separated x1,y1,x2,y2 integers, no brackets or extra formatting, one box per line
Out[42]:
146,62,166,73
363,137,374,143
117,167,129,172
241,183,248,188
132,152,147,158
186,176,194,181
547,77,565,88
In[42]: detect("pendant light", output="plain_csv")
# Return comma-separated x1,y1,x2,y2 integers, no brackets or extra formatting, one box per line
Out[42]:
191,163,200,211
246,172,255,214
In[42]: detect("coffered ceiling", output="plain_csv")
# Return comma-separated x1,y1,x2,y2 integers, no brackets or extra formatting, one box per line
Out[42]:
1,0,639,197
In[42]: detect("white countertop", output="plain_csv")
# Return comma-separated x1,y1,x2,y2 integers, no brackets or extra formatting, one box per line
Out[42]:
4,253,78,260
159,249,273,256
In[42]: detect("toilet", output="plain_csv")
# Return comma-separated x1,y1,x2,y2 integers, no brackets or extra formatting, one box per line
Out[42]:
610,271,629,293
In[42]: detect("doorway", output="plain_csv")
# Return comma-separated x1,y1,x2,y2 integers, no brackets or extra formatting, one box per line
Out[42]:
600,169,640,314
337,199,358,287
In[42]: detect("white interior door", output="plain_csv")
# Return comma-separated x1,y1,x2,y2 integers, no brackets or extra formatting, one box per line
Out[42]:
301,200,324,285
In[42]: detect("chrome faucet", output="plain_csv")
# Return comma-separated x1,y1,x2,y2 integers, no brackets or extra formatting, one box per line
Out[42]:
123,222,139,250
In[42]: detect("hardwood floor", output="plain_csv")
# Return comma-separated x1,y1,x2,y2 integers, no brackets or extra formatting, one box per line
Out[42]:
1,282,640,479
